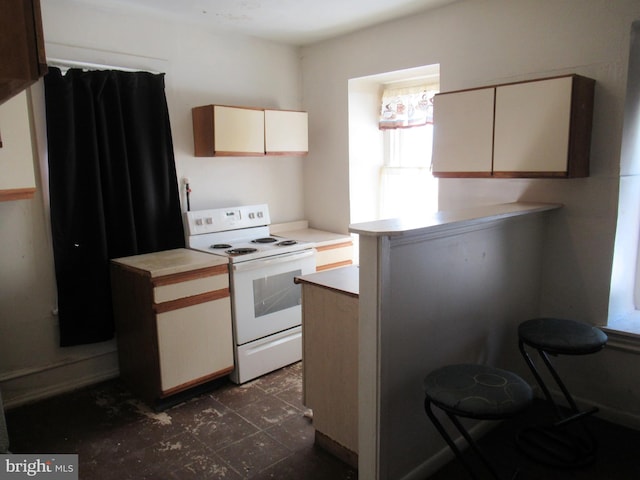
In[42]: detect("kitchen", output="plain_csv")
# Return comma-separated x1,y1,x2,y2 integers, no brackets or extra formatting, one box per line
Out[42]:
1,0,640,479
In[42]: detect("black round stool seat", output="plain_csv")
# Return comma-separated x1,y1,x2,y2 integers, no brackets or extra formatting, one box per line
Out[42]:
424,363,533,420
519,317,608,355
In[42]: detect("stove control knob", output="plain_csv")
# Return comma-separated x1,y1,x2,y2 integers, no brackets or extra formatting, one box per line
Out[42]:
195,218,203,226
249,213,255,219
257,211,263,218
206,217,213,224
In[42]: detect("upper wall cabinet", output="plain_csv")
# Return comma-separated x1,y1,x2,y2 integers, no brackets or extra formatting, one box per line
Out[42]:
431,87,495,177
192,104,309,157
0,90,37,201
192,105,265,157
264,109,308,155
0,0,47,106
432,74,595,178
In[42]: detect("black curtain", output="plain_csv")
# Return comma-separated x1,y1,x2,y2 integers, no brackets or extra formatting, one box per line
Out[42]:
44,67,185,346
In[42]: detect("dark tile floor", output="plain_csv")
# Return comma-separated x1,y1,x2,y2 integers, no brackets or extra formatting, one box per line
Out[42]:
429,399,640,480
7,363,640,480
5,362,357,480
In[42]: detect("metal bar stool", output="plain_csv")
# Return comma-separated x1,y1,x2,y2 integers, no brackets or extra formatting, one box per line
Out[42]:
517,317,608,467
424,363,533,480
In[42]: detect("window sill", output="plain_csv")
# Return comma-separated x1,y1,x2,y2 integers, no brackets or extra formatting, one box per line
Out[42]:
603,311,640,353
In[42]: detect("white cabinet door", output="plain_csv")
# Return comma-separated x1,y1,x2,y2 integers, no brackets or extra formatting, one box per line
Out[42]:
264,109,308,154
432,87,495,176
0,90,36,201
156,297,233,392
213,105,264,155
493,77,573,174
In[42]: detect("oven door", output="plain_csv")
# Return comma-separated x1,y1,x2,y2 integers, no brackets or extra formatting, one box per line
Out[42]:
231,249,315,345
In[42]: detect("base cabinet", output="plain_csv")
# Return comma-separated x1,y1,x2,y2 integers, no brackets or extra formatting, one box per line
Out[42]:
111,249,233,407
269,222,355,271
156,299,232,394
315,241,354,271
298,266,359,468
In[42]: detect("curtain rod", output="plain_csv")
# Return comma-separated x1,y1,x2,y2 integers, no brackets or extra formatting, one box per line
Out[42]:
47,57,162,74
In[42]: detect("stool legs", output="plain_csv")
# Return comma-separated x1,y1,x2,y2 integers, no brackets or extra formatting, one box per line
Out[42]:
518,340,597,421
518,340,597,467
424,398,502,480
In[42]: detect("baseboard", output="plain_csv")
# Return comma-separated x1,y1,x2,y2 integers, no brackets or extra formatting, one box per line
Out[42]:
1,351,120,409
315,430,358,469
545,388,640,431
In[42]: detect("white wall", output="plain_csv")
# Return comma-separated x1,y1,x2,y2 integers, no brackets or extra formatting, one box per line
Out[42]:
300,0,640,427
0,0,306,406
347,78,384,224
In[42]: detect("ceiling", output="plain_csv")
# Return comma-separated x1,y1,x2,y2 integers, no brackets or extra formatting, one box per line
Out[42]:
77,0,460,46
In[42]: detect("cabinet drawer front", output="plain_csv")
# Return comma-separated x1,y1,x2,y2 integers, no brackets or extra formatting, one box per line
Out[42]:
316,244,354,269
156,298,233,392
154,274,228,303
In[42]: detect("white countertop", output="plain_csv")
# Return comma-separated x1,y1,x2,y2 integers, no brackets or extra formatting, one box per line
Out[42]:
111,248,228,277
271,221,352,247
349,202,562,237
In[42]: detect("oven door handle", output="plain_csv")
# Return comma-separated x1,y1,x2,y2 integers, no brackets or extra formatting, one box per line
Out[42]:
232,249,315,272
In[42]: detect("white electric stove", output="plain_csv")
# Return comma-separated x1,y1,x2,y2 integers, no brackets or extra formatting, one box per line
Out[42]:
185,204,315,383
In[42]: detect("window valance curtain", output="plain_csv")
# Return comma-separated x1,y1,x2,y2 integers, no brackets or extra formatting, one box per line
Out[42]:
44,67,185,346
379,85,438,129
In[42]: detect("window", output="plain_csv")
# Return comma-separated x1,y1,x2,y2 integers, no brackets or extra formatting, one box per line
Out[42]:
607,20,640,334
380,125,437,219
348,64,440,229
378,83,439,219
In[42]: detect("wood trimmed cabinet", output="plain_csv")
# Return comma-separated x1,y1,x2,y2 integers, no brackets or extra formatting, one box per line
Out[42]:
110,249,233,407
192,104,308,157
0,0,47,107
432,74,595,178
315,241,354,271
297,266,359,468
0,90,37,201
192,105,265,156
0,0,46,202
431,87,495,177
265,109,308,155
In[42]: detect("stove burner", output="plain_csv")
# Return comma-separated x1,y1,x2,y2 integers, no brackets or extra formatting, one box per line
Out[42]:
211,243,232,249
226,247,258,255
276,240,298,246
252,237,278,244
